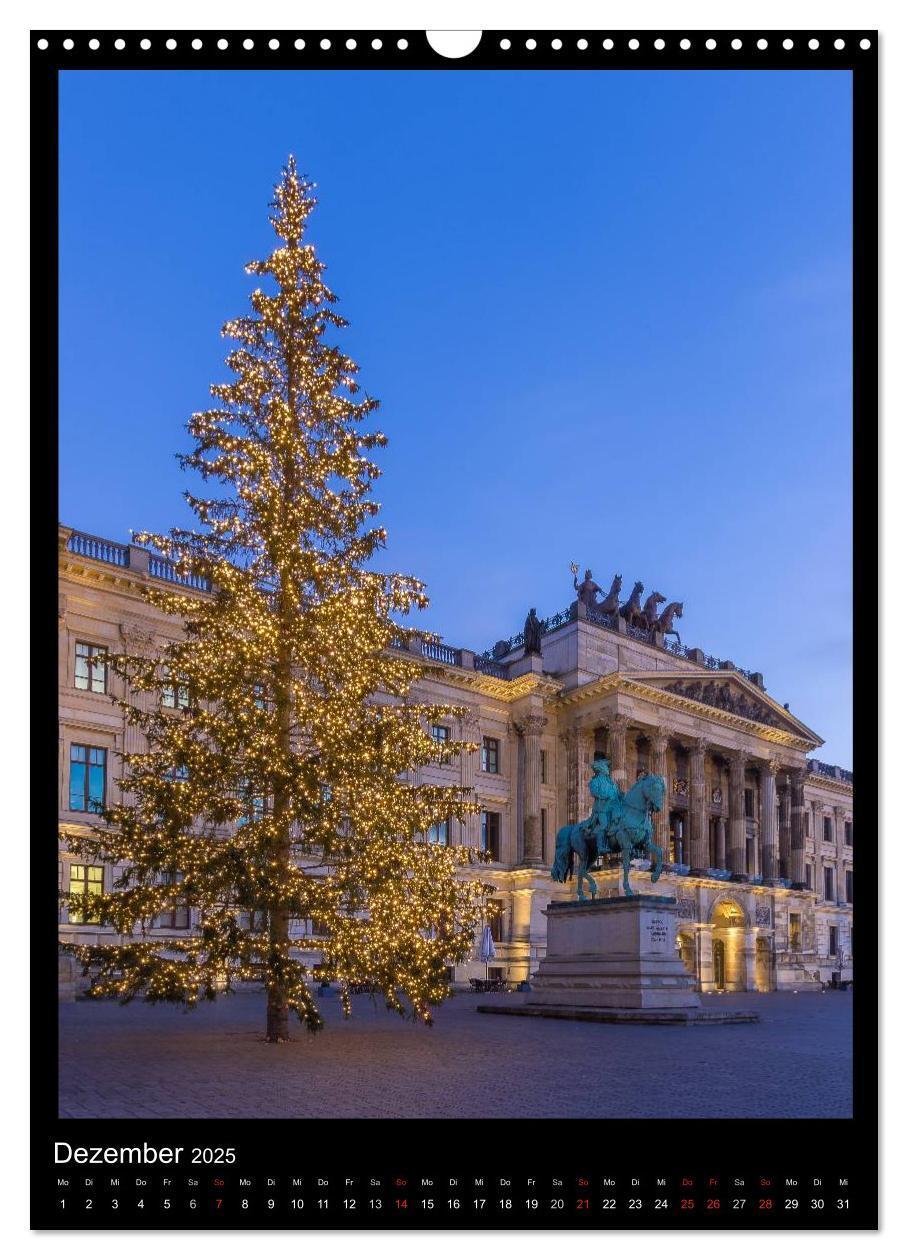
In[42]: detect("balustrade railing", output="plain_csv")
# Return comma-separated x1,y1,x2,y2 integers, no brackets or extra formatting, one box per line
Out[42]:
148,555,211,591
421,641,461,667
473,657,508,679
66,532,128,567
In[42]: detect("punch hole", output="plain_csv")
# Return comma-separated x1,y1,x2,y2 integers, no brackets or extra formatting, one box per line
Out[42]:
166,38,177,51
603,39,614,50
860,38,871,49
397,38,408,50
218,39,228,50
835,39,845,50
346,39,357,50
628,39,639,50
500,39,510,50
192,39,203,50
294,39,305,50
654,39,665,51
705,38,717,50
577,38,588,50
63,38,74,50
371,39,382,50
731,38,743,50
551,39,562,50
36,38,49,49
320,39,331,50
680,38,691,50
89,38,100,50
757,39,768,50
140,38,151,50
425,31,482,59
526,38,537,50
269,39,280,50
243,39,254,50
783,39,794,50
809,39,820,50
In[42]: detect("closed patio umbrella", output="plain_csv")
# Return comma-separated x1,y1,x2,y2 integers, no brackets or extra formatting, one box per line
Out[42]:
479,924,496,983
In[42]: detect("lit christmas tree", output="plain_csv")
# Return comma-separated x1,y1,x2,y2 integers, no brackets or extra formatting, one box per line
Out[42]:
64,158,491,1041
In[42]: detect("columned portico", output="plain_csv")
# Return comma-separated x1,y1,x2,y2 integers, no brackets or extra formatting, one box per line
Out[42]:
789,769,807,888
515,712,547,865
688,737,710,875
778,777,792,880
651,727,671,855
607,713,630,790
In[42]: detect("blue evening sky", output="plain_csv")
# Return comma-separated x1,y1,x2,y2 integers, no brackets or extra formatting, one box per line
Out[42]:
59,70,853,766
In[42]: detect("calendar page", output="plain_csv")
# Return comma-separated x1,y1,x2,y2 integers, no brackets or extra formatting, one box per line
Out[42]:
32,24,876,1232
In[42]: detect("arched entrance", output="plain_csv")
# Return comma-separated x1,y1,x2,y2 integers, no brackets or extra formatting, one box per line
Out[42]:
710,898,748,992
712,938,726,990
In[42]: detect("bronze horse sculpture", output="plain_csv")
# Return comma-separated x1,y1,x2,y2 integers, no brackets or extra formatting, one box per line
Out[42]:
551,770,666,899
619,580,647,630
654,600,683,642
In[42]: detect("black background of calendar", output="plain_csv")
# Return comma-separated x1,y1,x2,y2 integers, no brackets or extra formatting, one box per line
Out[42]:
31,29,878,1231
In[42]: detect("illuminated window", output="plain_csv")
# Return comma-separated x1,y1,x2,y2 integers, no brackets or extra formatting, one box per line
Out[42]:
427,818,449,845
481,810,501,861
828,925,839,957
74,642,106,693
481,737,500,775
162,669,190,710
69,864,103,924
824,866,835,902
489,899,505,941
69,744,106,813
789,913,802,952
431,724,450,743
845,820,853,848
805,863,813,890
154,872,190,930
824,815,833,844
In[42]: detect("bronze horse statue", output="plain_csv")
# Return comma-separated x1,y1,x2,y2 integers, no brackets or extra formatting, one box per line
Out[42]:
593,573,622,616
619,580,646,629
655,600,684,642
642,590,666,630
551,774,666,899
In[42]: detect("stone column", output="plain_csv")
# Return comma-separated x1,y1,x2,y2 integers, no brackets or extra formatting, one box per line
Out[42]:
760,759,780,883
789,769,807,889
778,776,791,880
607,714,630,791
688,738,710,875
728,750,748,881
651,726,671,857
459,710,481,847
564,723,595,825
714,815,727,871
516,714,547,866
834,805,846,904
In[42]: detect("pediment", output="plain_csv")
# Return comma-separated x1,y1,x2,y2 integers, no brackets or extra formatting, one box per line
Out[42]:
630,671,820,742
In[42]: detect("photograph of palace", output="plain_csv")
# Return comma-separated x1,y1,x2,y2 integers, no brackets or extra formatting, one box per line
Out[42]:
55,67,853,1119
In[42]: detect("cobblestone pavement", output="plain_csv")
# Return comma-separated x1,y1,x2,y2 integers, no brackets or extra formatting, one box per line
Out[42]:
59,989,852,1120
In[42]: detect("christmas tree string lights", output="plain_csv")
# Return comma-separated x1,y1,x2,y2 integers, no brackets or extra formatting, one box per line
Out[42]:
63,157,493,1041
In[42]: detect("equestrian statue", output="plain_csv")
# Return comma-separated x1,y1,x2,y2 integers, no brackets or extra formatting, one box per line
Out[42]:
551,756,665,899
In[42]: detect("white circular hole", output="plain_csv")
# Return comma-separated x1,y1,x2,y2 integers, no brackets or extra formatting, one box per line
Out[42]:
809,38,820,50
603,39,614,50
192,38,203,50
577,38,588,50
525,38,536,50
397,38,408,50
320,38,331,50
371,38,382,50
243,39,254,51
500,38,510,50
654,38,665,51
551,38,562,50
166,38,176,51
115,38,125,50
680,38,691,50
89,38,100,51
731,38,743,50
346,38,356,50
860,38,871,49
37,38,48,50
757,38,768,50
835,38,845,50
218,39,228,50
706,38,717,51
295,39,305,50
140,38,151,50
63,38,74,50
783,38,794,50
628,38,639,51
269,39,279,50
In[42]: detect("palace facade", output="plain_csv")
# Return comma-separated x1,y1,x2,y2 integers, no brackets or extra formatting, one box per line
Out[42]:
58,525,854,996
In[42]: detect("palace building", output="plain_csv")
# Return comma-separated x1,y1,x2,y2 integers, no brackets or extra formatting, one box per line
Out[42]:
58,525,854,997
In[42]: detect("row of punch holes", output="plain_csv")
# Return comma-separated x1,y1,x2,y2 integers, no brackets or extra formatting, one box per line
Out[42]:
35,34,874,54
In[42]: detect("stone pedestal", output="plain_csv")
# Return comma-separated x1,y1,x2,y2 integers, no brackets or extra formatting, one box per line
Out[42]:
478,894,757,1024
531,895,700,1010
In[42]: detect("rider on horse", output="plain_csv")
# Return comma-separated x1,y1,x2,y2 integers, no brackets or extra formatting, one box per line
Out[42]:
580,756,623,853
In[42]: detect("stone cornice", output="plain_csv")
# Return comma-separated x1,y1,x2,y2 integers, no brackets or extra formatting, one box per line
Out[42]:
557,671,820,752
806,772,854,798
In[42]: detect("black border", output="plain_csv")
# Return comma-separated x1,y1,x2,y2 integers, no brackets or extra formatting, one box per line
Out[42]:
31,30,878,1231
